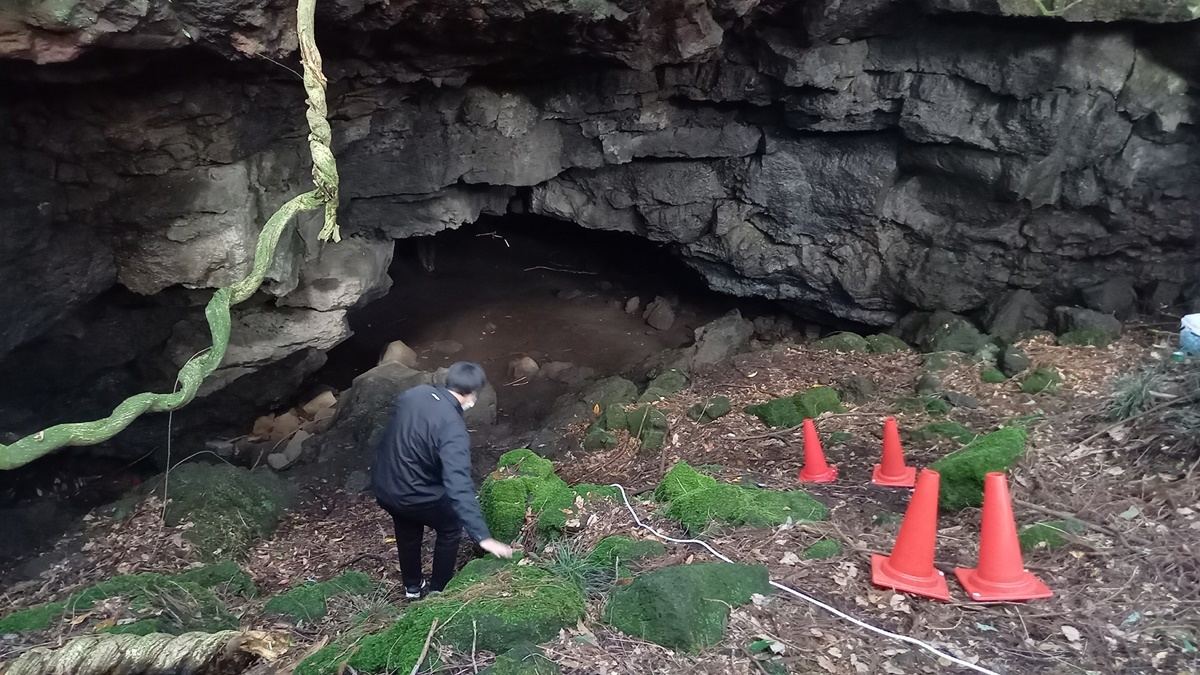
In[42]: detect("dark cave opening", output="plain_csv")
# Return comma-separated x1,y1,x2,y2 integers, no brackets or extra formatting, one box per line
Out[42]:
315,213,782,430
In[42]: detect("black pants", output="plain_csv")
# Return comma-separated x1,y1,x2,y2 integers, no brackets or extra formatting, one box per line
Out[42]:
379,498,462,591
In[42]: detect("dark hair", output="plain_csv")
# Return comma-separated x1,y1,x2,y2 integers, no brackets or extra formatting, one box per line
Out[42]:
445,361,487,395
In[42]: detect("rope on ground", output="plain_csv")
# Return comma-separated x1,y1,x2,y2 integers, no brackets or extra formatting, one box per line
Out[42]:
0,0,338,471
609,484,1001,675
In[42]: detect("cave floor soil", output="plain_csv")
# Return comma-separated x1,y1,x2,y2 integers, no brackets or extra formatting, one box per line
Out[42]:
2,332,1197,674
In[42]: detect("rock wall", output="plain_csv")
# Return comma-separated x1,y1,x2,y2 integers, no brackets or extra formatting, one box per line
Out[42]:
0,0,1197,452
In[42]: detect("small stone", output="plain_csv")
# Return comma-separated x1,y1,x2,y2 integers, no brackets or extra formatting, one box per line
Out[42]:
282,430,311,462
944,391,979,409
251,415,274,439
379,340,419,367
557,289,583,301
624,296,641,314
916,373,942,396
266,452,291,470
837,375,877,403
483,322,498,332
690,310,754,367
984,290,1049,343
643,296,676,331
508,356,540,380
1001,346,1031,377
269,411,302,441
301,390,337,419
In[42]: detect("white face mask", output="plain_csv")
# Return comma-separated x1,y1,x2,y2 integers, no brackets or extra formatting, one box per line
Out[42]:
461,395,476,411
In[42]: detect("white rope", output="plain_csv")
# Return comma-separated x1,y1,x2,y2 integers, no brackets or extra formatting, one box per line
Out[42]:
609,484,1000,675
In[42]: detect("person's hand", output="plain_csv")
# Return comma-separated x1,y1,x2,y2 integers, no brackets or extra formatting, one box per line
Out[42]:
479,538,514,559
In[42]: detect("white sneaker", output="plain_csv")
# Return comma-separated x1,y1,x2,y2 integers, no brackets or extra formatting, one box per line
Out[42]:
405,581,428,599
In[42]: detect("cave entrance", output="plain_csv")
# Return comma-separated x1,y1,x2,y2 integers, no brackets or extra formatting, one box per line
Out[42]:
318,214,761,431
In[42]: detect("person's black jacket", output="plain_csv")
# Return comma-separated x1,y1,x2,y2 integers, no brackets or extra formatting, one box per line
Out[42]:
371,384,491,542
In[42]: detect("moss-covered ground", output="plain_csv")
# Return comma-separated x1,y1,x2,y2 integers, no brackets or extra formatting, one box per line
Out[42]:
603,563,771,650
263,571,374,623
654,462,827,533
930,427,1027,510
0,561,254,635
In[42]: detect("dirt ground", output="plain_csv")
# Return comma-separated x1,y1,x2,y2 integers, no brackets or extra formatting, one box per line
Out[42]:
2,331,1197,674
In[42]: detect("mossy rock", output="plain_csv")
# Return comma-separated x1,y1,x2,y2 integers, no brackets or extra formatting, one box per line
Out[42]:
915,372,942,396
1057,328,1115,348
603,563,771,651
827,431,853,445
895,396,951,415
582,424,617,450
583,377,638,409
479,451,616,543
980,367,1007,384
1020,367,1062,394
296,566,584,675
626,405,669,450
916,311,990,354
745,387,843,429
587,536,667,569
909,421,977,446
795,387,843,418
264,571,374,623
865,334,911,354
803,539,842,560
687,396,731,423
1019,520,1086,552
158,463,292,560
481,643,561,675
814,332,868,352
654,462,827,533
594,405,628,431
641,370,689,401
922,351,962,372
1001,345,1031,377
930,427,1027,511
0,562,253,635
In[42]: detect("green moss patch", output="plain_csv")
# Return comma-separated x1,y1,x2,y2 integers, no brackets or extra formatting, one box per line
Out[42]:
746,387,843,428
654,462,827,533
866,334,911,353
0,562,253,636
0,601,67,634
1057,329,1115,348
296,565,584,675
582,425,617,450
895,395,951,416
480,450,617,543
264,571,374,623
688,396,732,423
1021,367,1063,394
803,539,842,560
603,563,771,651
930,427,1027,510
482,643,561,675
587,536,667,569
158,463,292,560
909,421,977,446
814,332,868,352
981,367,1007,383
1019,520,1086,552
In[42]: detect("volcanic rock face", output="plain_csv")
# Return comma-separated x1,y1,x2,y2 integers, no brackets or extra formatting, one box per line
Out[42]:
0,0,1197,451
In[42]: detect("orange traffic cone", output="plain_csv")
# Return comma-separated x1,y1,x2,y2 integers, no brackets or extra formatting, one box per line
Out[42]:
873,417,916,487
871,468,950,600
798,418,837,483
955,472,1053,602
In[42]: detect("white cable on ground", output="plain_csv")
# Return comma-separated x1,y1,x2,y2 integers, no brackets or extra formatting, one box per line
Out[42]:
610,484,1000,675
